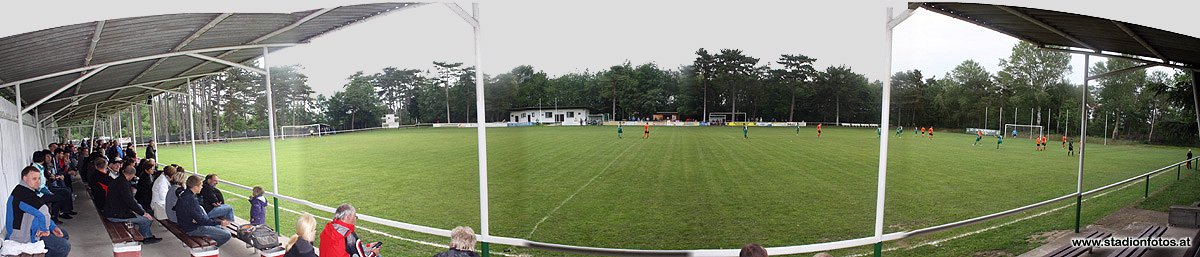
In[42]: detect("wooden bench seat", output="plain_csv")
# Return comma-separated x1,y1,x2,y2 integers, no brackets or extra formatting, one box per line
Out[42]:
1107,226,1168,257
158,219,220,257
1045,230,1113,257
89,186,142,257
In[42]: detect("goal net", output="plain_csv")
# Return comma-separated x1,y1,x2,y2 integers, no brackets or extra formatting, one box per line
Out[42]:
1002,124,1044,139
281,124,327,139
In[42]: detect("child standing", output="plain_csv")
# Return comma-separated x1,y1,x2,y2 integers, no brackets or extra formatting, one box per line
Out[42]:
250,186,267,225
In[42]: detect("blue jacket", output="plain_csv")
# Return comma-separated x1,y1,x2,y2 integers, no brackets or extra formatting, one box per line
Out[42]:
249,196,267,225
6,184,55,243
176,190,220,233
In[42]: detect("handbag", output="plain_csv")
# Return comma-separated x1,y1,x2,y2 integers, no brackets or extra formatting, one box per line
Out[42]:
237,224,281,250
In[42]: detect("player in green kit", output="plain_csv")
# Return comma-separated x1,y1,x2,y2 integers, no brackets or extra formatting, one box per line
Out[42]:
617,124,623,139
795,123,801,135
896,126,904,137
743,124,749,140
996,134,1003,149
876,127,881,138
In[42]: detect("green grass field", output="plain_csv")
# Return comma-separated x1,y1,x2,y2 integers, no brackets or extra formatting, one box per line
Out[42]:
156,126,1193,256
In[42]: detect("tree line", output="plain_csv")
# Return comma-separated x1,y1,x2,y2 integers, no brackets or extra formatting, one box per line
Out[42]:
892,42,1196,145
91,42,1197,146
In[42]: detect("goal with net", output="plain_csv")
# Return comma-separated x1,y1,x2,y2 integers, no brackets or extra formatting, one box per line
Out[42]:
1002,124,1044,139
280,124,328,139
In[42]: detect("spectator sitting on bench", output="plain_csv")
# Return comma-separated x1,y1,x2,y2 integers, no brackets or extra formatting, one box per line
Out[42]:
433,226,480,257
7,166,71,257
134,159,156,212
121,158,137,174
48,150,77,221
178,175,232,246
104,166,162,244
124,143,138,161
320,204,382,257
151,165,177,220
199,174,236,222
86,159,111,208
52,149,74,189
165,168,189,223
107,141,124,162
283,213,318,257
31,150,71,224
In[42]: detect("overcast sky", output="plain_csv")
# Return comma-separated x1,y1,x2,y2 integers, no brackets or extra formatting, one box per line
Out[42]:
2,1,1198,96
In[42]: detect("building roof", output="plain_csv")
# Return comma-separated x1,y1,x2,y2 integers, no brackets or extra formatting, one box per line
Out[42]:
911,2,1199,70
0,3,423,123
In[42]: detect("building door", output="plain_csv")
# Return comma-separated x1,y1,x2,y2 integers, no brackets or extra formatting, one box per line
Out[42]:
555,114,565,123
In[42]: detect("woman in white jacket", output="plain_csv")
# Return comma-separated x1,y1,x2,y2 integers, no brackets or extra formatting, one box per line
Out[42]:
151,165,177,220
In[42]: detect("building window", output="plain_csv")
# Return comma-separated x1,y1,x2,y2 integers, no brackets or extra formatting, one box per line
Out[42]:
567,112,574,118
545,112,552,118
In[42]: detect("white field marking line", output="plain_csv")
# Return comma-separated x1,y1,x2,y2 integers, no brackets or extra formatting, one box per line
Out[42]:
847,170,1168,257
526,143,639,238
220,189,520,257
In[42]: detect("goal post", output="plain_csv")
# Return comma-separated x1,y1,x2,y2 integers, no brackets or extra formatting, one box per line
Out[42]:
280,124,328,139
1002,124,1044,139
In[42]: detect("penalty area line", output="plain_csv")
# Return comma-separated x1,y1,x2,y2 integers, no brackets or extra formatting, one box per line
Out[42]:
526,142,639,238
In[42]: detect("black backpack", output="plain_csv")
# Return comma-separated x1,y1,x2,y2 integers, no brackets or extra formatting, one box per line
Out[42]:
237,224,281,250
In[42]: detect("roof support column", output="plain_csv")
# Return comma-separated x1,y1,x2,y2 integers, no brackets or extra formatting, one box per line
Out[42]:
263,46,283,234
873,7,911,257
447,2,490,253
453,3,492,253
1075,54,1091,233
472,5,489,254
152,96,158,149
16,84,27,160
188,78,198,173
90,104,98,148
1192,69,1200,151
131,103,137,146
117,108,123,143
36,112,43,150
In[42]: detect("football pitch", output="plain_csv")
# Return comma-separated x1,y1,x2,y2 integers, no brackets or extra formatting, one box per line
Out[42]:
156,126,1192,256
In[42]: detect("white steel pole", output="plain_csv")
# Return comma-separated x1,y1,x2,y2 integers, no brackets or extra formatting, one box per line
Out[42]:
188,78,199,172
90,104,98,147
35,113,43,149
874,7,902,256
1074,54,1090,233
263,47,283,233
1192,70,1200,148
118,109,124,141
152,96,158,145
16,84,26,160
984,106,988,130
469,3,491,243
131,103,137,145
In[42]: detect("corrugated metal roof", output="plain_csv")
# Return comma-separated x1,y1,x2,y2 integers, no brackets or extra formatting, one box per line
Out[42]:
0,2,423,122
912,2,1200,69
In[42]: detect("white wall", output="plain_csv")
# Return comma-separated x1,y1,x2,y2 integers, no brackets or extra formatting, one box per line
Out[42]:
0,98,54,223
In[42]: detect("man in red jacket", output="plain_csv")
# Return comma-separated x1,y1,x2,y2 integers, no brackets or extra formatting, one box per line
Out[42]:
320,204,381,257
